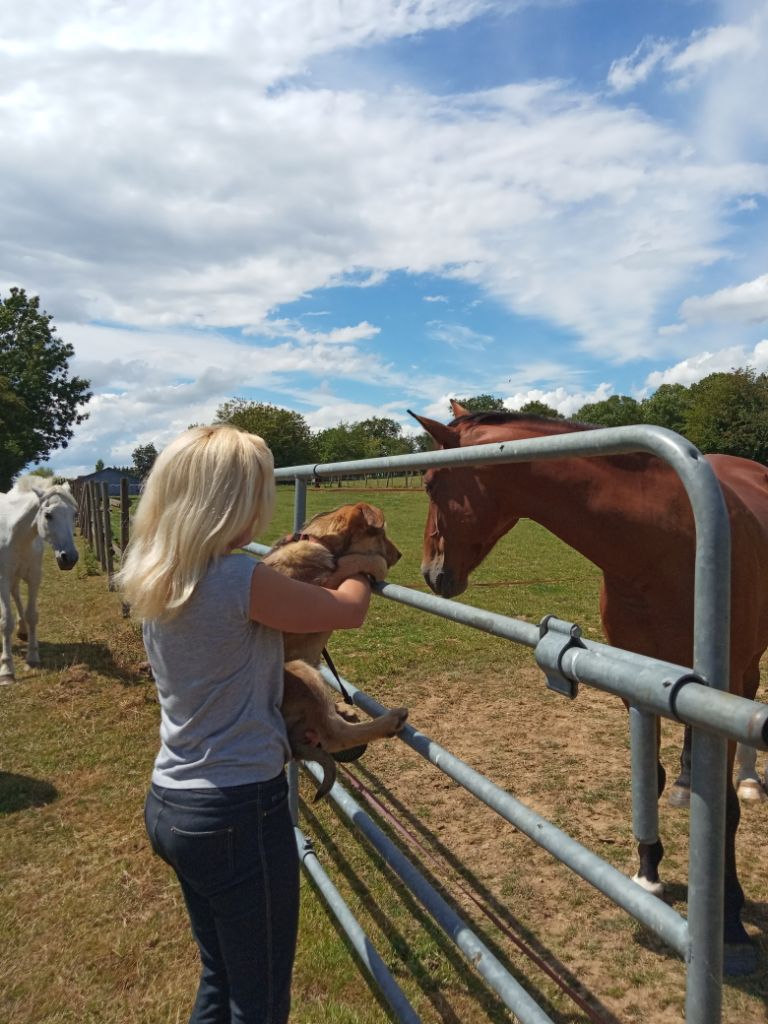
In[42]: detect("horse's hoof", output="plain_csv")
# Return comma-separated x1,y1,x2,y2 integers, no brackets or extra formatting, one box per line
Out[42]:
0,673,16,686
25,659,41,669
723,941,758,976
667,785,691,808
736,779,767,802
631,873,664,897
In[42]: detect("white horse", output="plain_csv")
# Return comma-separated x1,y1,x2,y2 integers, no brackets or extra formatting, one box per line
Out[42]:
0,476,79,683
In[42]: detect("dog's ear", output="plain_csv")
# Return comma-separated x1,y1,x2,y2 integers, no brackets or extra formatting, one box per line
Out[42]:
355,503,385,530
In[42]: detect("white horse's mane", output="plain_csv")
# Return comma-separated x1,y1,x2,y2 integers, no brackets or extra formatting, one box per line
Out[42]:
12,475,77,509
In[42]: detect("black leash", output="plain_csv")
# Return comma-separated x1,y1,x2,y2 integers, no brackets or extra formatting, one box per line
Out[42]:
322,646,355,705
321,647,368,764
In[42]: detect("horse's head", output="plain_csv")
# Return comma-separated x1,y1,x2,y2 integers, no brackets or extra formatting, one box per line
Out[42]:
410,406,521,598
35,485,79,570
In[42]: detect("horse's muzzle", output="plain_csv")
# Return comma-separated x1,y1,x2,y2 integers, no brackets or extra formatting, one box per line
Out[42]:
421,564,466,599
56,550,79,570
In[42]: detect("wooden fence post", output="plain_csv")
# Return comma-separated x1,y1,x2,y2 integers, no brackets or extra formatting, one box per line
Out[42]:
120,477,130,557
101,482,115,587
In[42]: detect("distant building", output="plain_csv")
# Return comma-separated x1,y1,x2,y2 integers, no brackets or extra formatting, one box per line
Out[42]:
75,468,141,496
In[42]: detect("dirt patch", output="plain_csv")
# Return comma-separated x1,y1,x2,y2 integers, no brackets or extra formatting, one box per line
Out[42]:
339,666,768,1024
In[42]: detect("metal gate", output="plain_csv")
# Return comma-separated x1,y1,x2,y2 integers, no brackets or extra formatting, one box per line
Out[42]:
246,424,768,1024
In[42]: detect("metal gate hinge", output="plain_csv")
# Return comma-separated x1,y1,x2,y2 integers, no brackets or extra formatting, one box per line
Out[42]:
535,615,585,699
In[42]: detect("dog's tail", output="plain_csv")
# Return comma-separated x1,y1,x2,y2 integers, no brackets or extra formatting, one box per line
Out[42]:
293,743,338,802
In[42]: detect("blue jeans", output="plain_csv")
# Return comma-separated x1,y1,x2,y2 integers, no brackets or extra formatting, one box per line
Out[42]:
145,775,299,1024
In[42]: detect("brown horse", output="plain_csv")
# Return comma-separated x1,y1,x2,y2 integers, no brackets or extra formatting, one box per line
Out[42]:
411,401,768,970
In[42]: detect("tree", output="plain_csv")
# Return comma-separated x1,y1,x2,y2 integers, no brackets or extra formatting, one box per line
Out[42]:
216,399,315,468
517,400,564,419
95,458,105,472
683,368,768,463
451,394,505,414
355,417,415,458
132,442,158,479
0,287,91,490
314,423,369,464
574,394,642,427
640,383,693,435
29,466,54,478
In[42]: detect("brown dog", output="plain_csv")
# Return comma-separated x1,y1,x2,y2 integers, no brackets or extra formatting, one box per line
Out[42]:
263,502,408,799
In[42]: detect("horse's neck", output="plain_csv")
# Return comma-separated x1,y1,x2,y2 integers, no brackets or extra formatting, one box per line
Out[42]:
8,494,42,542
487,445,669,577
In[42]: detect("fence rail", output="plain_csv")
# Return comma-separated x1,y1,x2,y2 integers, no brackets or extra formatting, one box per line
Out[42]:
72,431,767,1022
248,424,766,1024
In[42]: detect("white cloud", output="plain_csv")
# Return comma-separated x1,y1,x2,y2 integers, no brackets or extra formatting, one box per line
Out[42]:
607,38,673,93
666,22,760,84
645,339,768,390
504,383,614,418
3,1,768,472
680,273,768,325
426,320,494,350
423,294,449,303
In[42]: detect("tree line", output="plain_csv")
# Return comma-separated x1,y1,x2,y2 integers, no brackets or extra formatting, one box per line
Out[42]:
476,369,768,465
3,287,768,486
216,370,768,469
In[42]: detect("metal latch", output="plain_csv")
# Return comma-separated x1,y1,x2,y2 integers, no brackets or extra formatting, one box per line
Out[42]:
535,615,585,699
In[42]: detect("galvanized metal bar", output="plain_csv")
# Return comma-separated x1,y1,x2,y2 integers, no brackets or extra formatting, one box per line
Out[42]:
294,826,420,1024
287,477,309,827
303,762,557,1024
318,667,690,959
261,426,751,1022
630,708,660,845
242,553,768,750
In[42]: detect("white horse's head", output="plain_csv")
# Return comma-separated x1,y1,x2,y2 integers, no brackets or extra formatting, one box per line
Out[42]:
16,478,79,570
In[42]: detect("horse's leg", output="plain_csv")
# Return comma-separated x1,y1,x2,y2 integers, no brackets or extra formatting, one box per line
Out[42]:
734,660,765,801
723,768,757,974
0,578,16,682
23,559,42,669
11,580,28,641
631,708,666,895
667,724,692,807
735,743,766,802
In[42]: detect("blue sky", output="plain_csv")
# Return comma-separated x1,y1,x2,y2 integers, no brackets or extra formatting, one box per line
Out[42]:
2,0,767,475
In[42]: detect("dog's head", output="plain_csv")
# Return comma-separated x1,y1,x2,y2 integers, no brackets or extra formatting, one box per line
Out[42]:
304,502,401,567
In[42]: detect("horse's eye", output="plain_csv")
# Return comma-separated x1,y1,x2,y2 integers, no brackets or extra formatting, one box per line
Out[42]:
44,511,53,520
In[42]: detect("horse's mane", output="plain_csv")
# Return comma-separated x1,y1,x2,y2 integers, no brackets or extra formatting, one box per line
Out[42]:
448,411,655,473
448,410,593,432
13,475,77,508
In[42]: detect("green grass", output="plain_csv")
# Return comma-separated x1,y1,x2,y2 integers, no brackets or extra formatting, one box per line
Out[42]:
1,485,766,1023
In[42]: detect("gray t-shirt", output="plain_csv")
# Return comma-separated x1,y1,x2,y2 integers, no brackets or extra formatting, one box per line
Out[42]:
143,554,289,788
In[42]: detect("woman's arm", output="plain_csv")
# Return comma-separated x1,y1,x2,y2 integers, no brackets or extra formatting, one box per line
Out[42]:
249,562,372,632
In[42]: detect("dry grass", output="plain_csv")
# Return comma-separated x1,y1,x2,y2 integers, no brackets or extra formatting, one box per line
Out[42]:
1,487,766,1023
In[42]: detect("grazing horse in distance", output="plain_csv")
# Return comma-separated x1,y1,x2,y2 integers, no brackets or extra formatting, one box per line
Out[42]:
410,401,768,971
0,476,79,683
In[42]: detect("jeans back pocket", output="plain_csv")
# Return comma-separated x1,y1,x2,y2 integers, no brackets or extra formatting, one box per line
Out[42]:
168,825,235,892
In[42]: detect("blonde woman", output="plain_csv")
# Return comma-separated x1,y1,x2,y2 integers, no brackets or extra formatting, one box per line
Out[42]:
118,424,373,1024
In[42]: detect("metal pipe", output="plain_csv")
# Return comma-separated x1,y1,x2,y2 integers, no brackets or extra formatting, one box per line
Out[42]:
295,826,420,1024
304,763,557,1024
630,708,660,845
318,668,690,959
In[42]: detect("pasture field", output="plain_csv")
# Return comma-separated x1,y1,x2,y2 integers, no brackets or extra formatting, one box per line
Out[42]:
1,485,766,1023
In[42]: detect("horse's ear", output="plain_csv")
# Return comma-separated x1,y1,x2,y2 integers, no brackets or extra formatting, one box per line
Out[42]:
449,399,471,419
407,410,460,449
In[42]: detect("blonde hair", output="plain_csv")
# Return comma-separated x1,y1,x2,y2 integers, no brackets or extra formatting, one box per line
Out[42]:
116,424,275,620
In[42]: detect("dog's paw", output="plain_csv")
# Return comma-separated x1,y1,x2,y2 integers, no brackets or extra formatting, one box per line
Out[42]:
385,706,408,735
334,701,362,723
